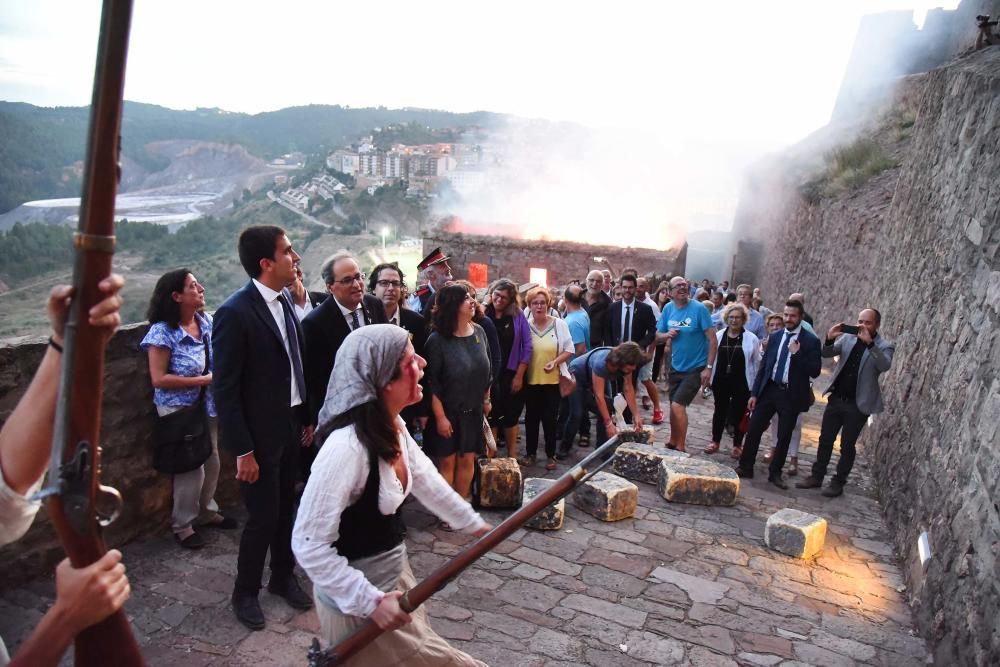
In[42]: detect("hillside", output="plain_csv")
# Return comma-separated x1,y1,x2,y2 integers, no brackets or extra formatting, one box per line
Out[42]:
0,101,504,213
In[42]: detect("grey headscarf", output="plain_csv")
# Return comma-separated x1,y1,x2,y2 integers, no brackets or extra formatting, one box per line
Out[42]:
316,324,411,429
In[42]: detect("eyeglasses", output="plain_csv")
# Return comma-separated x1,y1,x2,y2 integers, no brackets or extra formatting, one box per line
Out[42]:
672,284,688,291
332,272,366,286
376,280,402,288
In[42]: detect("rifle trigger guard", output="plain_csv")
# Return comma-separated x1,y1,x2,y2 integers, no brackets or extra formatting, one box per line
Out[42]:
95,484,123,527
73,232,116,254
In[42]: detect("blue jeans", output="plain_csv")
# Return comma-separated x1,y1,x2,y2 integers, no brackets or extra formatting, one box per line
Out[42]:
561,371,613,449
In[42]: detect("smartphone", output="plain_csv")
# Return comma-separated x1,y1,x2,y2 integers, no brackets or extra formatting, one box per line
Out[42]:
840,323,860,335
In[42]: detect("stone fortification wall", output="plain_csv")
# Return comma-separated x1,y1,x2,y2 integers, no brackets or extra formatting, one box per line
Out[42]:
0,323,239,587
422,232,686,287
732,48,999,665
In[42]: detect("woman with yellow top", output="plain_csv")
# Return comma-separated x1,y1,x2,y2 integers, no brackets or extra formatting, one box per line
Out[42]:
520,286,574,470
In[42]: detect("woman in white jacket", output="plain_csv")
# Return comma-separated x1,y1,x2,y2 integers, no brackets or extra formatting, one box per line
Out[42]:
704,303,761,458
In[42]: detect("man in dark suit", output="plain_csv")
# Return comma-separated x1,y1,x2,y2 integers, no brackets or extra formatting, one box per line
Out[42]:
736,299,821,489
213,225,314,630
288,263,327,321
369,262,429,433
604,273,658,424
301,252,387,430
797,308,894,497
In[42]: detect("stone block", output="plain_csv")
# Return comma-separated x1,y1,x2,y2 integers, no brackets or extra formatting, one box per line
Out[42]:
477,457,523,508
523,478,565,530
618,425,657,445
657,457,739,506
573,472,638,521
613,442,689,485
765,508,828,559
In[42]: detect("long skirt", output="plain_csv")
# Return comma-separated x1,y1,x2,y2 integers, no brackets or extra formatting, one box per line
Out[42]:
314,544,486,667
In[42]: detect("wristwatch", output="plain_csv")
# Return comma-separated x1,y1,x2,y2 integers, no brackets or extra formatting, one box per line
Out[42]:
706,364,713,369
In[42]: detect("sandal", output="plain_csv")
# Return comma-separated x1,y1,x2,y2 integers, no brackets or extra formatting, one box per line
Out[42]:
704,442,721,454
579,434,591,447
730,446,742,460
787,457,799,476
545,458,557,471
517,455,537,467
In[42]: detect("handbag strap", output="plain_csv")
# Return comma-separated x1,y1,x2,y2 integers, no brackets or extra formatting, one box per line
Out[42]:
194,331,210,406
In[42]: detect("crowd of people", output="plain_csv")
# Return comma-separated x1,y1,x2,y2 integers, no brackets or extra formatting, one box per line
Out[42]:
0,223,895,664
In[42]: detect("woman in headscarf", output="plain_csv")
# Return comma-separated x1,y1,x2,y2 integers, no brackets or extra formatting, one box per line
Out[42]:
424,285,493,503
292,324,490,666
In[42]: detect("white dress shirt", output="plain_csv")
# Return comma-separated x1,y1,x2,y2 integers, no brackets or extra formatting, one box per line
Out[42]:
293,296,314,321
252,279,303,407
385,305,401,327
292,418,486,617
620,298,636,342
772,325,802,384
641,295,661,320
334,297,366,330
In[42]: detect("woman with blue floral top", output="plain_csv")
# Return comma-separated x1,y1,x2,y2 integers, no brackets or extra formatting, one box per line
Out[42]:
141,269,237,548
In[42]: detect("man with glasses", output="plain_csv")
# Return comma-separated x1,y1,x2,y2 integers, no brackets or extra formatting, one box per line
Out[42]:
656,276,718,452
369,261,427,355
302,252,387,431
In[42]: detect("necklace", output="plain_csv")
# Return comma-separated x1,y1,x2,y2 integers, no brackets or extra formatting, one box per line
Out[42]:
723,331,741,374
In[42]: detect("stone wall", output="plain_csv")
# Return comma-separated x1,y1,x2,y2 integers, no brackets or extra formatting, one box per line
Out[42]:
731,48,1000,665
0,323,240,587
422,231,686,287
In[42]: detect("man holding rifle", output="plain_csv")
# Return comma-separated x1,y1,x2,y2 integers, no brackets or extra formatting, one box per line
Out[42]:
0,276,130,666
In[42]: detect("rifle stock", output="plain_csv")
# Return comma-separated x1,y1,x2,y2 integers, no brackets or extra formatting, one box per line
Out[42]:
44,1,144,664
308,432,640,666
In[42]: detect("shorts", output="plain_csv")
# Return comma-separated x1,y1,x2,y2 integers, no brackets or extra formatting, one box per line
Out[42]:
637,358,653,382
668,367,705,407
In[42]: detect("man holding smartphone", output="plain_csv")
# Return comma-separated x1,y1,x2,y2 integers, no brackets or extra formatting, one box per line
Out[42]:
796,308,895,497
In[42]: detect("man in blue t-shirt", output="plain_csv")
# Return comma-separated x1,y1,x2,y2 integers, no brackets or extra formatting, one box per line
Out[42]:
560,343,645,457
656,276,718,452
562,285,591,355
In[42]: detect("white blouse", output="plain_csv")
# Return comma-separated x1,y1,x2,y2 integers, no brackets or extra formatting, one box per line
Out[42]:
292,417,486,617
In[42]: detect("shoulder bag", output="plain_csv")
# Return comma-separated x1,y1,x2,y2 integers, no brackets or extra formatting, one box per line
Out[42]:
152,337,213,474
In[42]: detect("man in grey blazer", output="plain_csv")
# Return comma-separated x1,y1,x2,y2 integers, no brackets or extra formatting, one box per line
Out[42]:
796,308,894,497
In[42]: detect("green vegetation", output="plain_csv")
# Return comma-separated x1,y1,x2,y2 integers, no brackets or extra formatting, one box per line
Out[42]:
372,122,459,149
798,137,898,203
0,101,503,213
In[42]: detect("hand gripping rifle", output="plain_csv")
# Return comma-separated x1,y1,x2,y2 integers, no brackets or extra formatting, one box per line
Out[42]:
307,431,647,666
32,1,144,664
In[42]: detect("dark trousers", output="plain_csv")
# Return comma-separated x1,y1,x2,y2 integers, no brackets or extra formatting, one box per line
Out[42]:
235,419,300,594
524,384,561,458
564,380,613,449
812,395,868,484
739,382,799,479
652,343,666,382
711,373,750,447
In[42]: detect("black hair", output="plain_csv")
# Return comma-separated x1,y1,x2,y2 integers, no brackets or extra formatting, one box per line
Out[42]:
238,225,286,278
618,273,638,287
368,262,406,293
725,292,737,304
431,284,470,337
146,268,192,328
785,299,805,315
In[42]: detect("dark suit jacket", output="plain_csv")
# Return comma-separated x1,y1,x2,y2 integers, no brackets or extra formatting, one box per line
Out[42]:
605,299,657,349
398,306,428,357
213,281,306,465
752,326,821,413
308,290,328,308
583,290,612,347
302,293,387,425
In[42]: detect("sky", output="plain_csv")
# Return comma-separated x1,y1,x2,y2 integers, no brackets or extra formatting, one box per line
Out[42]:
0,0,959,243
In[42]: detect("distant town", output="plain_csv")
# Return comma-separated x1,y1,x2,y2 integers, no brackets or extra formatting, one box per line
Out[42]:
271,125,506,214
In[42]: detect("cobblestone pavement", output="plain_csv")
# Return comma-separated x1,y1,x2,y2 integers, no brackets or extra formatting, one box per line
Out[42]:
0,372,931,666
